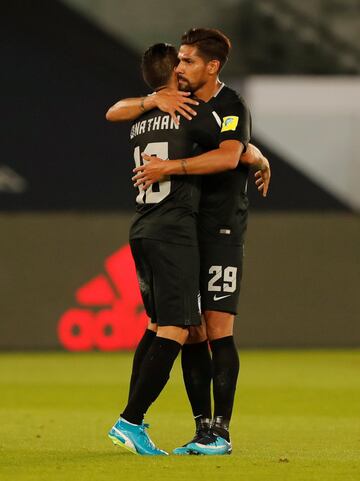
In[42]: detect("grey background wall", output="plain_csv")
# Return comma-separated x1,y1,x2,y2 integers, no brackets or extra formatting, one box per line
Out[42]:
1,213,359,349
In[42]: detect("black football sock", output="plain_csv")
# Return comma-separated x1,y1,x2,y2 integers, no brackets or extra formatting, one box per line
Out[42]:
181,341,212,423
128,328,156,401
121,336,181,425
211,416,231,442
210,336,240,441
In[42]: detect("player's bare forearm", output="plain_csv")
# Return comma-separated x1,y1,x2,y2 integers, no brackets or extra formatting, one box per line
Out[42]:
132,140,244,189
241,144,271,197
105,96,157,122
169,140,244,175
105,89,199,124
239,143,266,169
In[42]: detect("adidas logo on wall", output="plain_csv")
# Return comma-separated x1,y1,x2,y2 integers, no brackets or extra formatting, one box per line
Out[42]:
57,244,148,351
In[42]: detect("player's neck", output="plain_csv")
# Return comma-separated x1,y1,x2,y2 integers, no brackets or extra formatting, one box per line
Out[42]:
194,78,223,102
165,78,178,90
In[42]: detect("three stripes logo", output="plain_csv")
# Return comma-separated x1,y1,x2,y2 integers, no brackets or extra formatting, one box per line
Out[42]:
57,244,148,351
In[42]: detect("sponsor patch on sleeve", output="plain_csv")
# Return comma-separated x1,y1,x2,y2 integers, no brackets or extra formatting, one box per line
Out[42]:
221,116,239,132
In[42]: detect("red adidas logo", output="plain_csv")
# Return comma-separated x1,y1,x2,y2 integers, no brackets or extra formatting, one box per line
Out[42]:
57,244,148,351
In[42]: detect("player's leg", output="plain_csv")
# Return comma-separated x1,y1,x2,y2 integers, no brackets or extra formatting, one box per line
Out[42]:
173,321,213,455
182,243,243,455
124,241,199,422
206,310,239,441
109,325,187,456
121,324,188,425
109,240,201,455
185,311,237,455
128,321,157,401
181,321,212,424
127,239,158,400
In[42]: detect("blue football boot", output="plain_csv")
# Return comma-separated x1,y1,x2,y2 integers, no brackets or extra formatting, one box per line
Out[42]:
173,417,212,455
184,433,232,455
108,417,168,456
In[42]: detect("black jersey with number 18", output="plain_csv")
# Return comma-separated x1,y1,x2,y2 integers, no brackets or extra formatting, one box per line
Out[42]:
129,101,219,245
198,84,252,246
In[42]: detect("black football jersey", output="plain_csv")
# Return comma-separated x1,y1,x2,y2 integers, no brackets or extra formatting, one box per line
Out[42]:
198,85,252,245
129,101,219,245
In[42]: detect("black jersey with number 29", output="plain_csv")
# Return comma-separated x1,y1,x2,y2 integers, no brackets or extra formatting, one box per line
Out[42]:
129,102,219,245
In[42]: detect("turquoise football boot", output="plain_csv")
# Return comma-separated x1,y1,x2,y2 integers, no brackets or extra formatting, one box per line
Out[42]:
173,417,212,455
108,418,168,456
185,434,232,455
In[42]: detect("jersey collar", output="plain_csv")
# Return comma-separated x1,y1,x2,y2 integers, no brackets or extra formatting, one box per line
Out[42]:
213,82,225,98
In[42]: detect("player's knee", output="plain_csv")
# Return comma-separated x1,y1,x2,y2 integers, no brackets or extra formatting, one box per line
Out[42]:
179,327,190,345
204,311,234,341
206,325,233,341
186,325,207,344
157,325,189,345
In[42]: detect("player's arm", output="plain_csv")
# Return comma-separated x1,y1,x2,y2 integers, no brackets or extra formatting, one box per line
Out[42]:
132,140,243,186
132,103,244,184
214,98,271,196
106,96,155,122
105,88,199,124
173,140,244,174
133,141,271,197
240,143,271,197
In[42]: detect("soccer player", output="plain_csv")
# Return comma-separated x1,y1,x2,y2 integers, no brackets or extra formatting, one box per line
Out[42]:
107,42,252,456
131,28,270,455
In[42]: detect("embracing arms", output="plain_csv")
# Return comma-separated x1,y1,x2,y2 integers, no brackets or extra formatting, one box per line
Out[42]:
133,141,271,197
105,89,199,124
106,90,270,196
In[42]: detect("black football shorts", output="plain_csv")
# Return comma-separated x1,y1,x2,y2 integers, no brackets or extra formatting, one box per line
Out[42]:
130,238,201,327
199,242,244,315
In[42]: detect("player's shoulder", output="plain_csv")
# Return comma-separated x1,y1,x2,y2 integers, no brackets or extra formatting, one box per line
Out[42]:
184,97,218,127
211,85,250,128
213,85,248,109
192,97,213,115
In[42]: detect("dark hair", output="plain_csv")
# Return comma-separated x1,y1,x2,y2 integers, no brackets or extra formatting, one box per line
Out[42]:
141,43,179,90
181,28,231,71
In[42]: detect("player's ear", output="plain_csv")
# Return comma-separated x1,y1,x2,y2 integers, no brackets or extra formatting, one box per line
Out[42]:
207,60,220,75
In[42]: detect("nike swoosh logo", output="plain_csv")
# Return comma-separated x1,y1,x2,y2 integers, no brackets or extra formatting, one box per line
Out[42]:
213,294,231,301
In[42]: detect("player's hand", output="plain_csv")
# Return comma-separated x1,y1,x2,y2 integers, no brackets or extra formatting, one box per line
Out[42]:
254,157,271,197
154,88,199,124
132,153,169,190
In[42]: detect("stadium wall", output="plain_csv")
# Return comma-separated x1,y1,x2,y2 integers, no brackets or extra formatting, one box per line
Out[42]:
1,212,359,350
2,1,359,351
243,76,360,211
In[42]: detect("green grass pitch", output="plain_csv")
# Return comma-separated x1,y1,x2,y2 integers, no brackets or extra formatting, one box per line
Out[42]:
1,350,359,481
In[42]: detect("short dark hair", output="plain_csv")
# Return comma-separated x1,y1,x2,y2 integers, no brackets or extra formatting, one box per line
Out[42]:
181,28,231,71
141,43,179,90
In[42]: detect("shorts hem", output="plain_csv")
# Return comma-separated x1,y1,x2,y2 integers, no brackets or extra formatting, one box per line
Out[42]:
156,320,202,327
202,307,237,316
130,235,197,247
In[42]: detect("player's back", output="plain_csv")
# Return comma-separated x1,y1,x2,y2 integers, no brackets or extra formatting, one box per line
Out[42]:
129,102,218,245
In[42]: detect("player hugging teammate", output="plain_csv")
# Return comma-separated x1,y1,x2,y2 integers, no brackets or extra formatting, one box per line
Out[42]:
106,29,271,456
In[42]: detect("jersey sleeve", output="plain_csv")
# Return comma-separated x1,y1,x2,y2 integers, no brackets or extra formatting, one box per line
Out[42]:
218,98,251,150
